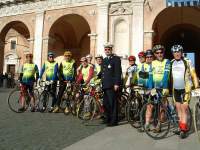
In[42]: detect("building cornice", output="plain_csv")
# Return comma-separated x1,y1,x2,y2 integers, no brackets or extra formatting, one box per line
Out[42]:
0,0,98,18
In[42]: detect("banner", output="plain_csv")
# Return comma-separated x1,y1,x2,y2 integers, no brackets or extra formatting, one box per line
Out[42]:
167,0,200,7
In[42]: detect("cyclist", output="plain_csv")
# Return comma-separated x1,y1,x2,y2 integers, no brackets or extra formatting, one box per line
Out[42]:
90,54,103,86
18,53,39,112
53,51,76,113
86,54,94,67
77,54,94,75
138,51,146,63
171,45,199,138
145,45,171,132
76,57,94,85
39,52,58,112
124,55,137,87
137,51,146,87
76,57,94,118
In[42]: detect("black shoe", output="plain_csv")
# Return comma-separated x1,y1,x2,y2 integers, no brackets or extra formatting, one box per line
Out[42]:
173,129,180,135
18,107,25,112
101,119,109,124
107,122,118,127
30,107,35,112
179,131,187,139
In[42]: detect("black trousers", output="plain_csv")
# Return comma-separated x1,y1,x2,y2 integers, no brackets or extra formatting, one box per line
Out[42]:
56,81,67,107
45,81,57,107
103,88,118,124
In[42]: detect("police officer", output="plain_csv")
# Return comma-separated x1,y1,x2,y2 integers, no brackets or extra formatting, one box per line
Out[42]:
101,43,122,126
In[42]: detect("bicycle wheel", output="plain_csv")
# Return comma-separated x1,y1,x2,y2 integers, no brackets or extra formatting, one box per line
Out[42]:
34,89,40,110
68,95,78,116
7,89,24,113
140,103,171,140
90,99,104,120
38,91,49,112
185,106,193,132
77,95,96,121
194,101,200,142
127,96,142,128
118,94,128,120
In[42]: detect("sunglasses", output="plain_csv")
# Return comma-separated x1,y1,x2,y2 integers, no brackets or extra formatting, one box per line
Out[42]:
173,51,181,53
146,56,153,58
104,48,111,51
155,51,163,55
48,56,54,58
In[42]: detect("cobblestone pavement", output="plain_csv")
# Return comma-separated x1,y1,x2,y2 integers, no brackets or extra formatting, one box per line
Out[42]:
0,88,105,150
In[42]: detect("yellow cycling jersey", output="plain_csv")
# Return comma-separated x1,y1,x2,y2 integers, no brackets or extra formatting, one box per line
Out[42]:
151,59,170,88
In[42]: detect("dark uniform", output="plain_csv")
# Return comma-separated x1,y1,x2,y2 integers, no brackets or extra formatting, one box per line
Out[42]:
101,54,122,126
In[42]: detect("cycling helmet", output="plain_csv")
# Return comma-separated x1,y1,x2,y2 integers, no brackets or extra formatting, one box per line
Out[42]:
145,49,153,56
48,52,54,57
95,54,103,59
171,45,183,53
26,53,33,58
128,56,136,61
80,57,87,62
138,51,145,57
152,44,165,53
64,51,72,56
86,54,93,58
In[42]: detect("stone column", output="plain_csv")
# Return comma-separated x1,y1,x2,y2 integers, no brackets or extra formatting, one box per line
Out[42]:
88,33,97,62
0,40,4,73
96,2,109,56
33,11,45,69
132,0,144,58
144,30,154,50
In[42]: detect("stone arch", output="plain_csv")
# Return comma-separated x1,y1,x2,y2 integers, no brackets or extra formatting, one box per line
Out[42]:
47,13,91,62
152,6,200,75
0,21,31,73
152,7,200,45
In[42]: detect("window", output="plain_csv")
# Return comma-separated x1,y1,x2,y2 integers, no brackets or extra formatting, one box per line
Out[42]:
10,40,16,50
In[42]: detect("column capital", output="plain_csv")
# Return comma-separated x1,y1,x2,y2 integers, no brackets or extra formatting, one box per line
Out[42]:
132,0,145,6
88,33,97,40
97,2,109,8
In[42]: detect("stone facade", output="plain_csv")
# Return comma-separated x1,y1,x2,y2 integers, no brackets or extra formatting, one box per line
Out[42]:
0,0,200,75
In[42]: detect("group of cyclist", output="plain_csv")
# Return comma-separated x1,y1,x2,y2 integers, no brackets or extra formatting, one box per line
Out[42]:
18,43,199,139
124,44,199,138
18,51,103,113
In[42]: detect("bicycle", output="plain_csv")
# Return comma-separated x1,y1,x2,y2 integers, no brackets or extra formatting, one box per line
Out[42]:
192,89,200,142
77,83,98,121
37,80,57,112
126,86,147,128
60,82,78,116
140,88,192,139
7,81,39,113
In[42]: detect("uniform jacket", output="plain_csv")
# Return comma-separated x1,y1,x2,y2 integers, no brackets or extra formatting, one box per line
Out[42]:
101,54,122,89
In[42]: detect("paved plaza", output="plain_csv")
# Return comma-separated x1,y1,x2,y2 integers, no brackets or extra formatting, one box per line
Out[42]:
0,88,199,150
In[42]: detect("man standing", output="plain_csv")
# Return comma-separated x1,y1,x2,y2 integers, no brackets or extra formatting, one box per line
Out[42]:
19,53,39,112
53,51,76,113
40,52,59,112
171,45,199,138
101,43,122,126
